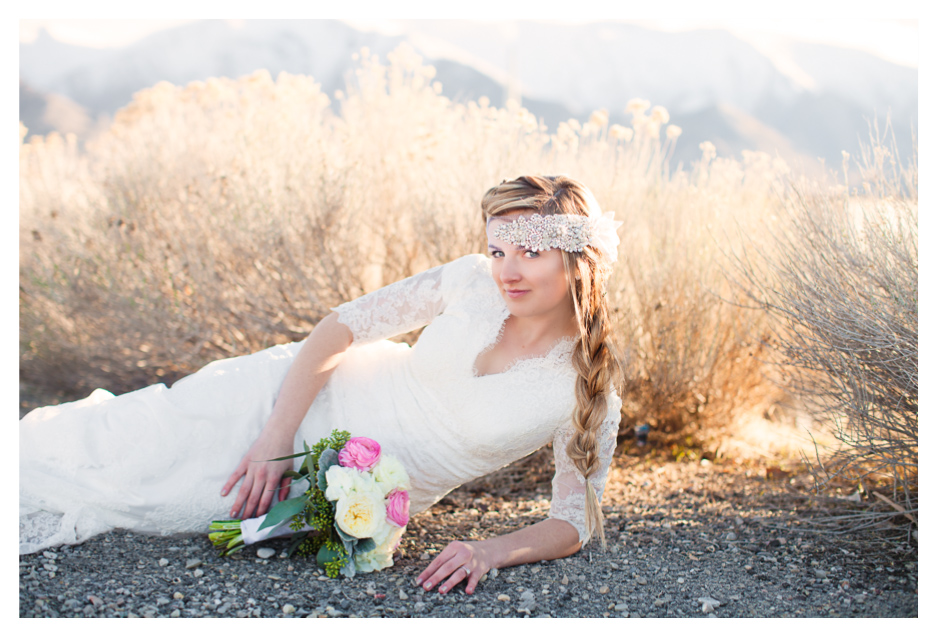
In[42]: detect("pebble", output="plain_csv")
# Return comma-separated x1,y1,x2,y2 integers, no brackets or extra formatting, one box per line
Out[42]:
185,559,202,569
256,548,276,559
636,576,648,585
283,604,295,614
497,594,510,602
399,590,408,600
561,575,569,586
614,602,628,612
170,610,181,618
490,568,499,578
192,569,204,577
698,596,722,613
420,552,431,561
677,577,685,584
599,585,609,594
173,592,184,600
726,532,738,541
159,558,169,567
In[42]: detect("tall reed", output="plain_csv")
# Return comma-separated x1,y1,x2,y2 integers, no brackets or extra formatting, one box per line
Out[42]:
21,44,801,445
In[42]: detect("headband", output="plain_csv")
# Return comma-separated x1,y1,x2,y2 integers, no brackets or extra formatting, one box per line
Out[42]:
491,209,622,263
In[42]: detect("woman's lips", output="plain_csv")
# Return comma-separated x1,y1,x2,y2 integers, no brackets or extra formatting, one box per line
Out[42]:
505,289,530,299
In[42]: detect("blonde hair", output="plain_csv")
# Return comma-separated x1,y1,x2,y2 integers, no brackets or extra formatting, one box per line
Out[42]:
481,175,622,548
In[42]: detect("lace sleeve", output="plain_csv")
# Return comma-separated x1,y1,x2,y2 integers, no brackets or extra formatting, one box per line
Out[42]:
548,390,623,543
330,255,484,345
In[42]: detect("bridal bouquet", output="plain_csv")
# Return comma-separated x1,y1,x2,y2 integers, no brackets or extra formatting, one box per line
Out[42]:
209,430,411,578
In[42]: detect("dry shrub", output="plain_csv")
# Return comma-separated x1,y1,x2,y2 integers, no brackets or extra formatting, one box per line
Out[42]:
22,44,791,451
726,126,918,533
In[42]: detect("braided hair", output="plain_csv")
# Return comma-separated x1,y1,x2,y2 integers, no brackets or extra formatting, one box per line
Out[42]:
481,175,622,547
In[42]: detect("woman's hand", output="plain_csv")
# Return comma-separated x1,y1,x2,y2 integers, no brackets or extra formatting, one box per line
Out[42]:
221,426,295,520
416,540,500,595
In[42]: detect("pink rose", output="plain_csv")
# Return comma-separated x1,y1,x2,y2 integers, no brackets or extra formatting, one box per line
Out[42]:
338,437,382,471
385,489,410,528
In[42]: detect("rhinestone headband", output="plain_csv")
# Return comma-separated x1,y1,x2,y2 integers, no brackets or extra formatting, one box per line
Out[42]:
491,210,622,263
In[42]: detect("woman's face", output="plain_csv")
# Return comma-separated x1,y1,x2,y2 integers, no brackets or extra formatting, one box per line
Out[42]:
486,214,574,322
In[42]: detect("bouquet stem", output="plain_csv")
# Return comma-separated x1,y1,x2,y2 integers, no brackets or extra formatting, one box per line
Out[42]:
208,515,315,557
209,520,247,556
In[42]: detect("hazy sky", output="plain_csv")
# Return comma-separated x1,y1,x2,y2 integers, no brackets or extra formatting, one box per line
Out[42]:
19,16,919,69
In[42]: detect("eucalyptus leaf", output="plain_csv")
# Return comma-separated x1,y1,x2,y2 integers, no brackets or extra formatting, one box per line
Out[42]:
335,524,357,547
316,448,339,491
340,557,357,579
356,537,376,554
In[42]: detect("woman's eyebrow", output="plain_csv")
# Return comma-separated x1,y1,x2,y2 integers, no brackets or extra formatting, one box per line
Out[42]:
488,243,527,251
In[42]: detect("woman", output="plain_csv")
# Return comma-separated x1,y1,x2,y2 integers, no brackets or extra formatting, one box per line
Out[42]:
19,175,623,597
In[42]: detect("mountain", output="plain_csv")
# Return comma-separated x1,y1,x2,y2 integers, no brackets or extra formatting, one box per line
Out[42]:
19,19,917,173
19,80,95,139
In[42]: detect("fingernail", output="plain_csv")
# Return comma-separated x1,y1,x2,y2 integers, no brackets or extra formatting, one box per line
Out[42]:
440,587,447,593
415,577,423,585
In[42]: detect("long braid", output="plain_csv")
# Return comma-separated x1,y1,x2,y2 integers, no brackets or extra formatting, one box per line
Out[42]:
565,251,617,549
481,175,622,548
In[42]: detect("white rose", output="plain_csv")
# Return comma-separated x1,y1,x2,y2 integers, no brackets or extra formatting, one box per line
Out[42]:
324,465,357,502
334,490,385,539
354,525,405,573
372,456,411,495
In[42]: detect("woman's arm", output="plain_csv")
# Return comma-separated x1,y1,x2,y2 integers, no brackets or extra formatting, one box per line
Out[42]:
221,312,352,519
416,518,581,595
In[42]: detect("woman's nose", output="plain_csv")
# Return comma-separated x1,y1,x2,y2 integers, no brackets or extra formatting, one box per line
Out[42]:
500,258,522,283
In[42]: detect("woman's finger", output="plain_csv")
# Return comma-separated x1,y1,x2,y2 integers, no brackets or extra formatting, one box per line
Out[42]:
243,473,268,519
278,476,292,502
424,553,468,592
230,474,254,518
464,570,482,595
418,545,453,581
221,461,247,497
256,475,279,516
438,563,471,594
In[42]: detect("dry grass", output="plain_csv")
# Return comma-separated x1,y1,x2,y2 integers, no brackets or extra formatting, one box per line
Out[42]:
723,126,918,534
20,43,911,496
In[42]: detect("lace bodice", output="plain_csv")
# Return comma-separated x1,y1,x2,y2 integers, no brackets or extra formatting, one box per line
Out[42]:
328,254,622,542
20,254,621,555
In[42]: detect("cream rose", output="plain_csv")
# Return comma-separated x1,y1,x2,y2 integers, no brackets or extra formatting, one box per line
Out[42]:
334,491,386,539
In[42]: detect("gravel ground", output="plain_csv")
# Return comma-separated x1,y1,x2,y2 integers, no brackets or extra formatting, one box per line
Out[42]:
19,447,918,618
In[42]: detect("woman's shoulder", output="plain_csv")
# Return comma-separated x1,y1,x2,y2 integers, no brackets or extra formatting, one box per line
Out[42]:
440,253,491,295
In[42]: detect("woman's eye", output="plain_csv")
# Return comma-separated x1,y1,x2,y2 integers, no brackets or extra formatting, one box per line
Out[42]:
525,250,540,258
490,250,504,258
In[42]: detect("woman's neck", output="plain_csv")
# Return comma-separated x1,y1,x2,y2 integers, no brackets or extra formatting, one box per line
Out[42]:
506,307,579,349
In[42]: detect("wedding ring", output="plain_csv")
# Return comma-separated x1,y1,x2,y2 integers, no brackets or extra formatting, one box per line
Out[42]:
461,566,471,577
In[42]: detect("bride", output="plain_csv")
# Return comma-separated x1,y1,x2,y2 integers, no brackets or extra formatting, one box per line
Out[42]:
20,175,623,596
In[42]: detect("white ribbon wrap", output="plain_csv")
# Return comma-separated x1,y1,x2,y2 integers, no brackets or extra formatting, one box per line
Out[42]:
240,513,315,545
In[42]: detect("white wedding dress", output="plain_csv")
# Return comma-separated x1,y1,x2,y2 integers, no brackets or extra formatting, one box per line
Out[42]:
20,254,621,555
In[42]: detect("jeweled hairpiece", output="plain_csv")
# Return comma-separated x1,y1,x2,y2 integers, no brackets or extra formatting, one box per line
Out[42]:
492,210,622,263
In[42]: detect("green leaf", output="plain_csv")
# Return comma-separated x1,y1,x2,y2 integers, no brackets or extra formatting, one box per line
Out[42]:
282,470,303,480
257,496,307,531
265,450,313,462
287,531,310,557
316,543,342,570
356,537,376,554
